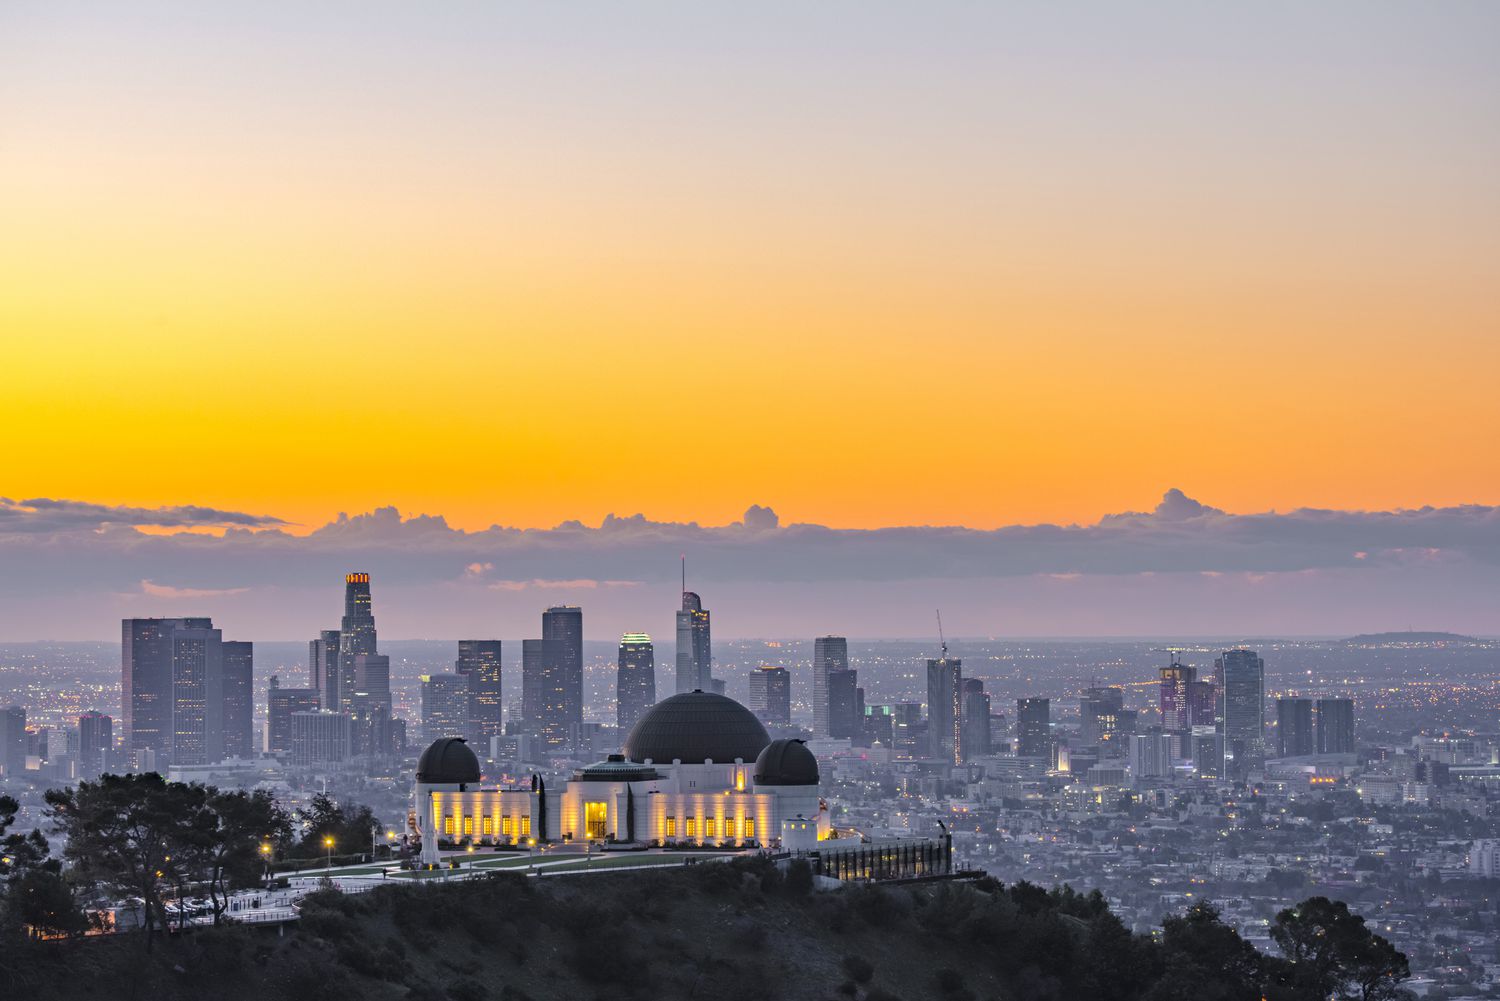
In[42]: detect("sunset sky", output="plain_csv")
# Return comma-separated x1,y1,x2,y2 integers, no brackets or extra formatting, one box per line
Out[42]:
2,5,1498,637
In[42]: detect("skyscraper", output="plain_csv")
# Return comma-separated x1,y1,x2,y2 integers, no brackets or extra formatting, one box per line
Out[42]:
676,591,712,694
267,675,320,753
422,674,470,742
1217,649,1266,778
1276,697,1315,757
221,640,254,759
747,665,790,727
337,573,377,711
813,635,849,737
121,617,179,765
1158,658,1195,732
827,669,860,740
310,629,341,711
1188,679,1217,728
961,678,992,761
521,637,565,749
1317,698,1356,754
542,606,583,745
78,710,113,775
456,640,504,748
123,617,236,766
0,706,25,777
617,633,656,734
1129,729,1174,778
926,657,963,763
1016,698,1051,759
1079,685,1125,746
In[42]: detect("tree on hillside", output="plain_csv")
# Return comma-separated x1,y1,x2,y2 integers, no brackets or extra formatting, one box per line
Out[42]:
181,788,291,924
2,793,87,942
1147,902,1263,1001
1270,896,1411,1001
46,773,190,950
292,793,378,860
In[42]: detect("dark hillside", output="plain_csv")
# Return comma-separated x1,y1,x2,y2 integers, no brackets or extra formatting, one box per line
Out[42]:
2,860,1406,1001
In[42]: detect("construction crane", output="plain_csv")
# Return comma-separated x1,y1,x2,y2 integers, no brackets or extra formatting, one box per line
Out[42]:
936,609,948,661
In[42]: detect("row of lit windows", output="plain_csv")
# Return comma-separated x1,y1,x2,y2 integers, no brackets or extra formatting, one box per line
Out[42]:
662,816,753,839
443,814,531,837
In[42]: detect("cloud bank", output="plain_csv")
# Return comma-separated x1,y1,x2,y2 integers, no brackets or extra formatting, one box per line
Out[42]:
1,490,1496,639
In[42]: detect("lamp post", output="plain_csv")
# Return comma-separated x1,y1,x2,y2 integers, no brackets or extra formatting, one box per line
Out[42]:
528,838,536,874
260,842,272,886
323,835,334,873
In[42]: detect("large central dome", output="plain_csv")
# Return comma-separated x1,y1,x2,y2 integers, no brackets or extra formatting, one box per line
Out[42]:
623,691,771,764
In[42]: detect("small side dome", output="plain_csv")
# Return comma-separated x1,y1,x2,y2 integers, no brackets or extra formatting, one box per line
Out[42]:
416,737,481,784
753,738,820,786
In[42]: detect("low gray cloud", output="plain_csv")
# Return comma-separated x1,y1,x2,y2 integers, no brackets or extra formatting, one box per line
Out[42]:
1,491,1498,638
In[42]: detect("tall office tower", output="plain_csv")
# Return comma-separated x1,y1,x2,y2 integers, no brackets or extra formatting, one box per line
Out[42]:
1016,698,1051,759
521,638,565,749
336,573,377,710
1276,697,1315,757
747,665,791,727
616,633,656,734
890,702,924,759
78,711,113,775
290,710,352,766
1158,657,1195,731
675,591,712,694
266,675,320,753
1129,729,1175,778
168,618,225,766
348,690,393,757
123,617,228,766
456,640,504,748
1217,649,1266,778
961,678,992,760
542,606,584,741
1188,679,1217,727
925,657,963,763
0,705,25,776
421,674,470,742
121,617,177,765
310,630,341,711
1079,685,1125,745
221,640,254,759
812,635,850,736
1316,698,1356,754
827,669,860,740
864,705,895,746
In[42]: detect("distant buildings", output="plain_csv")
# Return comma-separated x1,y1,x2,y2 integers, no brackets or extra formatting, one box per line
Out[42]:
1317,697,1356,754
616,633,656,734
221,640,254,759
1217,649,1266,778
1159,658,1194,732
290,710,352,766
827,669,860,740
310,630,341,714
543,606,584,746
926,657,963,763
521,637,565,749
1276,697,1315,758
267,676,319,753
421,673,469,743
121,616,252,767
1016,698,1051,760
1129,729,1174,778
78,710,113,774
961,678,992,760
747,665,791,727
0,705,25,776
813,636,849,737
676,590,712,694
456,640,503,747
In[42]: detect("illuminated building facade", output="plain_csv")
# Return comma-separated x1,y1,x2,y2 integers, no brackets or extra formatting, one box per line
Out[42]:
456,640,504,747
812,635,849,737
926,657,963,763
414,692,826,864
